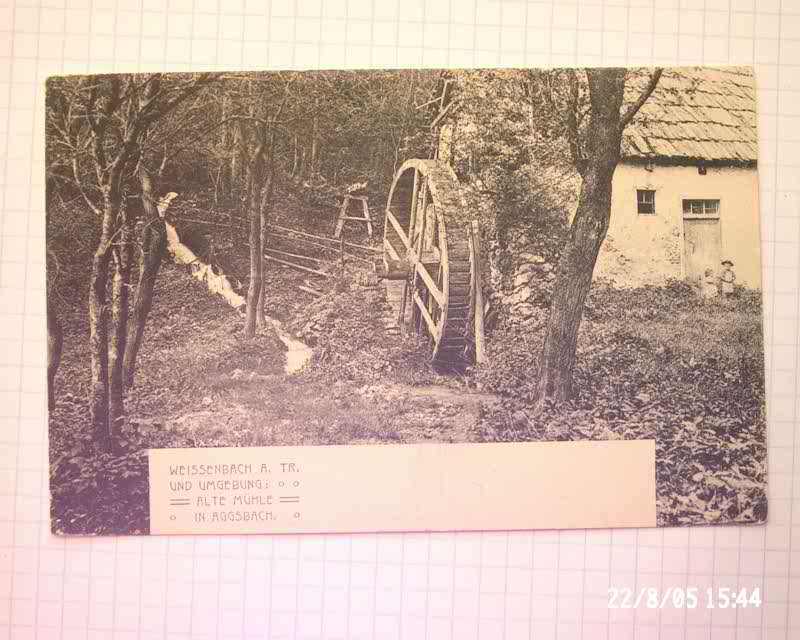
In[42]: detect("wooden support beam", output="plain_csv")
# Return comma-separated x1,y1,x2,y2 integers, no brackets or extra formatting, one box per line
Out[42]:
413,291,439,340
269,231,373,266
264,255,329,277
298,285,322,297
333,197,348,238
383,237,401,262
404,171,421,322
413,260,445,308
264,247,326,264
376,259,411,281
361,197,373,238
469,220,486,365
269,223,380,253
268,231,338,253
405,177,425,334
335,195,374,239
385,210,411,249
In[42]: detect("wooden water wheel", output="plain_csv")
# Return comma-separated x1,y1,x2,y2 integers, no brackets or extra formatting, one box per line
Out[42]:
381,159,476,369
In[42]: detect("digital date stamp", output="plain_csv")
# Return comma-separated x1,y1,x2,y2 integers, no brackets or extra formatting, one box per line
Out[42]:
609,587,762,609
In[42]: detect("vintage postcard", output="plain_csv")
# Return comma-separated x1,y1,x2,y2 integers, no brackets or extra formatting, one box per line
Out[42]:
46,66,765,535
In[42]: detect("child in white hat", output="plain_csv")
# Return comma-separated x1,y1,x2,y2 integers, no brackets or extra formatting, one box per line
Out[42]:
720,259,736,298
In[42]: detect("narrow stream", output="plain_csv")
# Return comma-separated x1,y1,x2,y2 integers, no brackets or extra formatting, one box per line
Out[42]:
268,318,313,374
164,220,312,375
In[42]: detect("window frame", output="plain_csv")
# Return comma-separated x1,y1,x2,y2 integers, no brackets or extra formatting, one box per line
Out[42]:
682,198,721,219
636,189,656,216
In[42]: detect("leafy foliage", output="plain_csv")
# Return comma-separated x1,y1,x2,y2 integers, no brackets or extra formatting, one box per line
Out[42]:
46,69,767,534
475,282,766,526
448,70,578,235
303,292,439,388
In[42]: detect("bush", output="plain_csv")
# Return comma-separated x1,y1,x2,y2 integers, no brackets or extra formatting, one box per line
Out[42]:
476,281,765,411
46,200,99,314
50,437,149,535
295,279,439,388
474,319,542,400
475,281,766,526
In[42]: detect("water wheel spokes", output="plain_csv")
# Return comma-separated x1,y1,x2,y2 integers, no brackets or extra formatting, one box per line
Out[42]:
382,159,475,369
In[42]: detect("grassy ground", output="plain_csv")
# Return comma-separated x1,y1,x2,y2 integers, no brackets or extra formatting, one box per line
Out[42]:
473,283,766,527
49,192,766,534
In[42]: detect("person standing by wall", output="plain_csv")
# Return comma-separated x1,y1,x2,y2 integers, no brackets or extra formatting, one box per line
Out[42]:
720,259,736,299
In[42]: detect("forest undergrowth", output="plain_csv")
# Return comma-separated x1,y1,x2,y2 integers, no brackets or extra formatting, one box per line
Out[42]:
49,190,766,533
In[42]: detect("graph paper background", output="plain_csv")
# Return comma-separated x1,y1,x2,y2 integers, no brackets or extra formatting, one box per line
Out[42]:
1,0,799,638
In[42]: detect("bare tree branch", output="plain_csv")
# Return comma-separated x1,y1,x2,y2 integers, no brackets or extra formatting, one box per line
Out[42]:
71,155,102,217
619,68,663,131
140,73,216,127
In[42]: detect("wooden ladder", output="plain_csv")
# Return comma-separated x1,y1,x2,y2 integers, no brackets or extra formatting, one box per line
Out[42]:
334,194,373,239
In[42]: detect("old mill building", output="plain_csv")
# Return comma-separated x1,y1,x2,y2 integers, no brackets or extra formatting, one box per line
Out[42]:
599,66,760,289
439,66,761,290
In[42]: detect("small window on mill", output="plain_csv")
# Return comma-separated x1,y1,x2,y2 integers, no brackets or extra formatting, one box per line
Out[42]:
637,189,655,215
683,199,720,217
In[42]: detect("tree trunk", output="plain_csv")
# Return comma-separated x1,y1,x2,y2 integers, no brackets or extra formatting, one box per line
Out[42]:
534,166,616,404
89,200,116,449
108,210,133,440
211,164,222,205
297,145,306,180
230,121,242,202
244,137,266,338
123,168,167,388
256,162,275,329
220,95,228,196
534,69,627,407
245,207,262,337
291,135,299,176
255,228,267,328
316,144,323,177
47,298,63,411
255,173,269,330
72,72,211,450
310,113,319,176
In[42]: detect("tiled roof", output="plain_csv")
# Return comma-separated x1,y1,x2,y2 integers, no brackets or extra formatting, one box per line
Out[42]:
622,66,757,164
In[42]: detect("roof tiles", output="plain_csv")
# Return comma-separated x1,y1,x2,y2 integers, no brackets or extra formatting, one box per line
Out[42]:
622,66,757,164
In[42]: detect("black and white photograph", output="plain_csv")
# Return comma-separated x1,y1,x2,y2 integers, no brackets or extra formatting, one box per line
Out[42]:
46,65,766,535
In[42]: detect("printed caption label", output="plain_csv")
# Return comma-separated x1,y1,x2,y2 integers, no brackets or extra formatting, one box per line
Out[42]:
149,441,657,535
